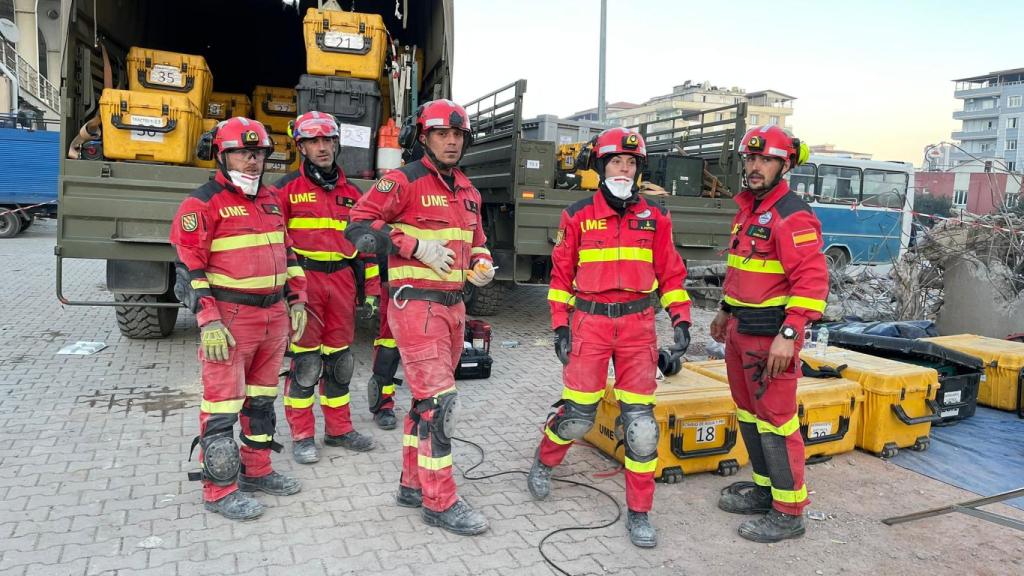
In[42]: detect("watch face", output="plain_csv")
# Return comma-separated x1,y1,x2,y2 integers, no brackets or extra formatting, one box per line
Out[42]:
781,326,797,339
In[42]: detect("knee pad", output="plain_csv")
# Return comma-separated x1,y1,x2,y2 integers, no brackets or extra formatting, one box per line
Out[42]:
367,374,387,413
200,430,240,486
552,400,598,441
428,392,458,447
372,345,401,381
290,351,322,390
324,349,354,387
618,403,659,461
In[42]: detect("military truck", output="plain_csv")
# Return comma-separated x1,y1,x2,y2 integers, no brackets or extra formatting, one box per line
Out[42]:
56,0,453,338
459,80,746,313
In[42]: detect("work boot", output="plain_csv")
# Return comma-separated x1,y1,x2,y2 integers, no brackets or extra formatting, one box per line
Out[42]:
374,408,397,430
396,485,423,508
238,471,302,496
718,482,772,515
738,509,806,543
324,430,376,452
626,510,657,548
421,498,490,536
292,438,320,465
204,490,264,521
526,451,553,500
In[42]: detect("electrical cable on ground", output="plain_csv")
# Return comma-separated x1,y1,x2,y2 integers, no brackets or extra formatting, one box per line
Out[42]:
452,436,622,576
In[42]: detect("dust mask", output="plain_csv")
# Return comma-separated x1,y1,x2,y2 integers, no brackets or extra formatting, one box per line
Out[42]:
228,170,259,197
604,176,634,200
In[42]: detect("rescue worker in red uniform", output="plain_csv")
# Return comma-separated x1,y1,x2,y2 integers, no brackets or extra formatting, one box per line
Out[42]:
711,125,828,542
366,254,401,430
346,99,494,536
170,117,308,520
526,128,692,548
276,111,378,464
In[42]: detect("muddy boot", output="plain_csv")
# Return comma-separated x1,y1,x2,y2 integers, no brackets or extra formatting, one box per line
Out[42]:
396,485,423,508
626,510,657,548
421,498,489,536
373,408,397,430
738,509,806,543
238,471,302,496
292,438,320,465
718,482,772,515
204,490,264,521
324,430,376,452
526,451,553,500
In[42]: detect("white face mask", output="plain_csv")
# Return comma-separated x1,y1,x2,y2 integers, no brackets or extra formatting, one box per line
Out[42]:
227,170,260,197
604,176,634,200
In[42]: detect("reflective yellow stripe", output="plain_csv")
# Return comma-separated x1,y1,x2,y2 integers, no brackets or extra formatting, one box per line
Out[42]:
320,394,350,408
786,296,828,313
393,223,473,242
753,472,772,487
403,434,419,448
287,217,347,231
201,398,244,414
246,385,277,398
389,265,467,283
374,338,396,348
382,384,396,395
287,265,305,278
625,457,658,474
418,454,453,470
614,389,656,405
578,247,653,264
471,246,491,255
284,396,315,409
548,288,573,304
723,295,791,308
756,414,800,437
207,272,287,290
245,434,273,443
290,343,321,354
433,386,457,398
736,408,757,424
772,484,809,504
659,289,690,308
727,253,785,274
191,279,210,290
321,344,349,355
210,231,285,252
544,426,573,445
561,388,604,405
293,247,356,261
365,264,380,279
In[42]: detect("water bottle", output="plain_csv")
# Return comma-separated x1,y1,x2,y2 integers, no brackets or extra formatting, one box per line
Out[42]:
816,326,829,356
802,327,814,351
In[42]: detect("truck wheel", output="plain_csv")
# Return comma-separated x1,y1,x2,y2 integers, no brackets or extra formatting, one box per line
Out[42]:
114,293,179,339
825,247,850,269
18,214,33,232
0,211,21,238
464,280,507,316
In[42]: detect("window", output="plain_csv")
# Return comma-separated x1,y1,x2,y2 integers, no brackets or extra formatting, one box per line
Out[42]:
862,170,908,208
953,189,968,207
769,115,780,125
1008,117,1019,129
749,114,759,125
817,165,862,204
1007,139,1018,151
980,142,994,152
1006,192,1019,208
785,164,817,201
1008,161,1017,172
1009,95,1023,108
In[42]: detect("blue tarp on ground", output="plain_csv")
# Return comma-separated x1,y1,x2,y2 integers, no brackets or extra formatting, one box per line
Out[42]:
891,406,1024,510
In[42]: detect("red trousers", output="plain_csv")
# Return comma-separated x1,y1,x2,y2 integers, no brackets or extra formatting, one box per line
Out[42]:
537,308,660,512
388,298,464,512
724,316,808,515
199,300,289,502
370,283,398,412
284,268,356,439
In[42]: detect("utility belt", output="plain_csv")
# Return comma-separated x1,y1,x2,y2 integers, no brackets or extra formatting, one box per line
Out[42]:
574,295,654,319
211,287,284,308
389,285,463,307
725,303,786,337
296,255,352,274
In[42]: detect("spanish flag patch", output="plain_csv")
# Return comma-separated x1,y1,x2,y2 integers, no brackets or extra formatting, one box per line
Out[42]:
792,229,819,247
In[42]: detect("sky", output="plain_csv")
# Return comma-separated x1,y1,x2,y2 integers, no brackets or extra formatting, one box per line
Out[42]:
452,0,1024,166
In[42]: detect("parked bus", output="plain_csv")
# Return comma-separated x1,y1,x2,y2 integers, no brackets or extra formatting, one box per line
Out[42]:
786,155,914,266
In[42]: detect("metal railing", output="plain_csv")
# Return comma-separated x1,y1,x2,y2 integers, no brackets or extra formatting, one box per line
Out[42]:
0,41,61,114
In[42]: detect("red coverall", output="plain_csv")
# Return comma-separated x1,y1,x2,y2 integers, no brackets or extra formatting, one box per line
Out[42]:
722,179,828,516
275,164,379,440
539,192,691,512
349,156,491,512
170,172,307,503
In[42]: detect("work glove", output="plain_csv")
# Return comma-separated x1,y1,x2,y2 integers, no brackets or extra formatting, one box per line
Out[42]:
667,322,691,362
200,320,236,362
357,295,378,320
467,260,495,287
413,239,455,277
290,302,308,343
554,326,571,366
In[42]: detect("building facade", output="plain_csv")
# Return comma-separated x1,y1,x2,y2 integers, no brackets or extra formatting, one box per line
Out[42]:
915,163,1022,215
0,0,62,126
951,68,1024,173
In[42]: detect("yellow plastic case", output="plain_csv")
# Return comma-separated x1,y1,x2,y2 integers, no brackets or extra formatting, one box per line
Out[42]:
584,370,749,482
265,133,299,173
127,47,213,112
924,334,1024,413
206,92,253,121
253,86,298,134
99,89,202,165
303,8,388,80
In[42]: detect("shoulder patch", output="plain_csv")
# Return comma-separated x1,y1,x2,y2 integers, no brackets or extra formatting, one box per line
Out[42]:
189,180,224,203
180,212,199,232
774,191,812,219
375,179,396,193
565,196,595,218
396,161,430,183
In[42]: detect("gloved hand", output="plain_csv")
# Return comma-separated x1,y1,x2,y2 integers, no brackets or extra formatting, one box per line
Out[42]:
353,233,379,254
467,260,495,287
667,322,691,361
201,320,236,362
554,326,571,366
357,295,378,320
290,302,308,343
413,239,455,277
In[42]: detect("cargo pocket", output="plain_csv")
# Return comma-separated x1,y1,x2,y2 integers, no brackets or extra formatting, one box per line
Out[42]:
402,340,439,364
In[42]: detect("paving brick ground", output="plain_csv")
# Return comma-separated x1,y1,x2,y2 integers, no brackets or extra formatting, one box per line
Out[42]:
1,220,1022,575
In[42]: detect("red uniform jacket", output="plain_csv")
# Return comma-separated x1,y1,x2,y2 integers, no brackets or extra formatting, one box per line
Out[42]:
349,157,492,292
547,192,691,330
169,172,307,327
722,180,829,333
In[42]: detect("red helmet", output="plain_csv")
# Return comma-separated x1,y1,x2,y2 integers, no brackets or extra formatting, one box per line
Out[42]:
416,99,472,136
738,125,808,166
213,117,273,155
594,127,646,160
290,111,339,142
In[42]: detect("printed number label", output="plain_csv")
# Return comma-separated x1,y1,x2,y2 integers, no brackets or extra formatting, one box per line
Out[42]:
148,65,182,87
323,31,365,51
944,390,962,405
129,115,166,143
695,426,716,444
809,422,833,438
269,101,294,113
461,363,478,368
940,409,959,418
526,159,541,170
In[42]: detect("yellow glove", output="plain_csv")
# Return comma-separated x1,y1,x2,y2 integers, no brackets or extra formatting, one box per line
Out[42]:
467,260,495,287
290,302,308,343
200,320,236,362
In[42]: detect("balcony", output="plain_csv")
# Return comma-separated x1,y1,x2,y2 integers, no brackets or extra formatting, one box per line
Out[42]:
955,85,1003,99
952,129,998,141
953,107,1000,120
0,41,61,115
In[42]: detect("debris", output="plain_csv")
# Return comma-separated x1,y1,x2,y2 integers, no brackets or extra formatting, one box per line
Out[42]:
501,340,519,348
806,510,828,521
137,536,163,549
57,341,107,355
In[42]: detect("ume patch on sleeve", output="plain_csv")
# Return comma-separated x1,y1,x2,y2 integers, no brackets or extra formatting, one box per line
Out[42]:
792,229,818,247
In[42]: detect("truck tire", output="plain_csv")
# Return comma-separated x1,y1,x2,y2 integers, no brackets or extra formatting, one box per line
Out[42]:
18,214,33,232
464,280,507,316
114,293,179,339
825,247,850,269
0,211,21,238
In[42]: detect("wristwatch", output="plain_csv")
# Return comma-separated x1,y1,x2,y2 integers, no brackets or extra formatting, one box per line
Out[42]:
779,325,798,340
